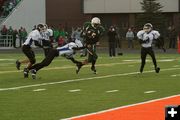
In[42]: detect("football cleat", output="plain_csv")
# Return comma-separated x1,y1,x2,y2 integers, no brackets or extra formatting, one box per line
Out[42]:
91,66,97,74
23,68,29,78
31,69,37,79
76,62,83,74
16,60,21,70
155,67,160,73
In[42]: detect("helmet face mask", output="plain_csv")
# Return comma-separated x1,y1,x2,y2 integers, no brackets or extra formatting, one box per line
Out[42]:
143,23,153,33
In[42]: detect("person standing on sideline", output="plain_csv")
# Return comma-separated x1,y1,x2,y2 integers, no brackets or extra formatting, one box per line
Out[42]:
16,24,45,78
107,26,117,57
137,23,160,73
126,28,134,49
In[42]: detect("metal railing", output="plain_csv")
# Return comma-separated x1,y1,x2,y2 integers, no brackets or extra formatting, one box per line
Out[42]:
0,35,13,48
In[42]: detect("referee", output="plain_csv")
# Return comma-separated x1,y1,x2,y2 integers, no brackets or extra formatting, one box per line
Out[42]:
137,23,160,73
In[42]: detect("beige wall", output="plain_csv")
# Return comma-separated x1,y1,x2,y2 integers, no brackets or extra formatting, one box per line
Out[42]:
2,0,46,32
84,0,179,13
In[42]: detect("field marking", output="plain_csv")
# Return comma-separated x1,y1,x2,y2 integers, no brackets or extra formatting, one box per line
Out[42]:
0,61,140,74
173,65,179,67
0,58,176,74
33,88,46,92
69,89,81,92
0,67,180,92
0,59,16,61
144,91,156,94
171,74,180,77
106,90,119,93
62,94,180,120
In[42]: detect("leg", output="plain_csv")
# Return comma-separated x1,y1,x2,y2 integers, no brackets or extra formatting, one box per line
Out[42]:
148,48,160,73
30,49,58,71
29,49,58,79
87,44,98,74
140,47,147,73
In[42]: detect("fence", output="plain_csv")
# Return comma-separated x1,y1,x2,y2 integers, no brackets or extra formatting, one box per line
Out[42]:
0,35,13,48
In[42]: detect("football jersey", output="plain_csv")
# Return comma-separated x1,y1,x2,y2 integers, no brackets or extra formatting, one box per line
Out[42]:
56,42,78,58
82,22,104,44
23,29,42,46
137,30,160,48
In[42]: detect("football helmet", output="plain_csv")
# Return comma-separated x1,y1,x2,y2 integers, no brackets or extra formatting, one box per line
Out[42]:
37,23,45,32
75,39,83,47
91,17,101,28
143,23,153,33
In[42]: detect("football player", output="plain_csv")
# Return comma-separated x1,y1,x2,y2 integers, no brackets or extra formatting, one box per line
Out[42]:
16,24,45,78
41,24,54,57
28,39,85,79
137,23,160,73
76,17,105,74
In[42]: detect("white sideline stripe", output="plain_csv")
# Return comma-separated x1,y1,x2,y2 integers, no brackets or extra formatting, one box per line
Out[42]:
0,67,180,92
33,89,46,92
106,90,119,93
61,94,180,120
69,89,81,92
144,91,156,94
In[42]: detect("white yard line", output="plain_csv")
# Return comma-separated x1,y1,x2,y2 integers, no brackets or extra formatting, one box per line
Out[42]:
68,89,81,92
61,94,180,120
0,67,180,92
106,90,119,93
144,91,156,94
33,89,46,92
171,74,180,77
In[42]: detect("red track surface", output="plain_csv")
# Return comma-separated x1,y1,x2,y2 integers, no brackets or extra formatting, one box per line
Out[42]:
71,95,180,120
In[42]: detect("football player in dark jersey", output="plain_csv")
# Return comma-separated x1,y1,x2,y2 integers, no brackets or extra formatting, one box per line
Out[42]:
76,17,105,74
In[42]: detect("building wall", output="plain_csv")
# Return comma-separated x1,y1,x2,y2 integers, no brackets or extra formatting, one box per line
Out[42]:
46,0,91,31
2,0,46,32
84,0,179,13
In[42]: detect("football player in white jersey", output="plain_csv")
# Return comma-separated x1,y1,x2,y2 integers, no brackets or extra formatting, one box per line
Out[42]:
28,38,85,79
16,24,45,78
41,24,53,57
137,23,160,73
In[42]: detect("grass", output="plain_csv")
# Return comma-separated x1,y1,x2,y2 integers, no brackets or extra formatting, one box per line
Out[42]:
0,51,180,120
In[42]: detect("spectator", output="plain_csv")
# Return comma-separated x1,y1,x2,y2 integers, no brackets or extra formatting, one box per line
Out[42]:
12,29,18,47
1,25,8,40
71,27,85,57
168,26,177,49
107,26,117,57
126,28,134,49
7,26,13,35
58,35,65,47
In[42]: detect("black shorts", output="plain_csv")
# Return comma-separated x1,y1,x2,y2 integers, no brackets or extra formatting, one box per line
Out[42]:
22,45,35,63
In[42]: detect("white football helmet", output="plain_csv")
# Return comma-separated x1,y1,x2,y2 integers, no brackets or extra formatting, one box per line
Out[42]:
91,17,101,28
37,23,45,32
143,23,153,32
75,39,83,47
